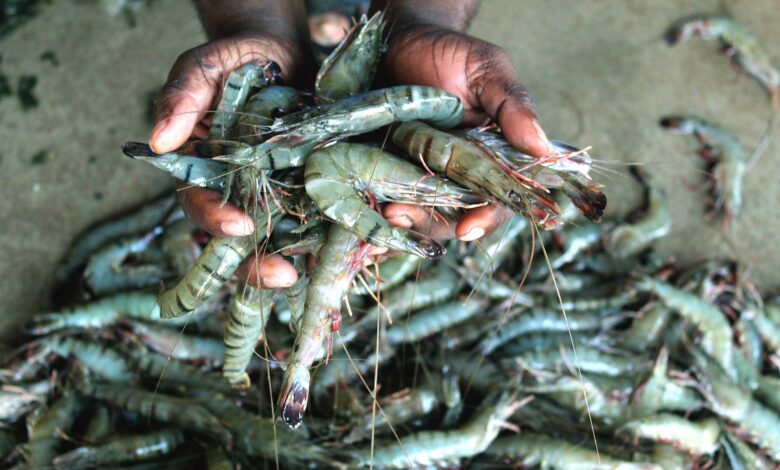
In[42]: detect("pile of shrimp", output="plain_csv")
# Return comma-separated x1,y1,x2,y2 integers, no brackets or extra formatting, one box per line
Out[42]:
3,153,780,468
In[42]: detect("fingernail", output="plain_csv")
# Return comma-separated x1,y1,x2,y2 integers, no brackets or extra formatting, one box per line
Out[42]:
221,219,254,236
460,227,485,242
262,273,289,288
150,118,171,152
387,215,413,229
530,120,553,155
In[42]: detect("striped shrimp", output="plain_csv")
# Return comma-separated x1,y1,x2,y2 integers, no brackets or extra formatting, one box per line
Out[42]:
235,85,305,144
56,193,177,284
208,61,280,139
690,346,780,459
83,226,169,295
315,11,385,102
384,298,486,345
393,121,606,228
52,428,185,468
160,218,202,278
222,281,274,388
40,336,135,383
304,143,482,259
604,167,672,258
207,86,464,169
667,15,780,166
660,116,747,224
619,414,721,456
153,205,280,319
122,142,227,191
123,320,224,364
78,382,230,445
350,392,522,468
484,433,660,469
638,277,734,377
23,392,85,468
278,224,370,429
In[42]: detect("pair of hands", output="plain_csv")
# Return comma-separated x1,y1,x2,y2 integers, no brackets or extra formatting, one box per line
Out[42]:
149,22,551,289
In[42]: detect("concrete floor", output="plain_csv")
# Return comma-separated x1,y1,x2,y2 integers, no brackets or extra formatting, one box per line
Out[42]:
0,0,778,338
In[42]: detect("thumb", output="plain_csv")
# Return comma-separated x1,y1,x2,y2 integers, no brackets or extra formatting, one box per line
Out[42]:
472,52,552,158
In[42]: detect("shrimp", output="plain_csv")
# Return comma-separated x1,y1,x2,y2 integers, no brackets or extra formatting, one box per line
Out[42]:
505,344,645,377
209,61,280,139
23,392,85,468
56,193,177,284
462,126,607,222
222,281,274,388
83,226,169,295
478,309,625,355
122,142,227,191
638,277,733,376
620,304,673,353
160,218,202,278
722,429,773,470
209,86,464,169
78,382,231,445
667,15,780,166
278,224,370,429
236,85,305,144
123,320,225,364
350,392,522,468
385,298,486,345
691,346,780,459
352,254,421,296
40,336,135,383
394,121,561,228
304,143,482,258
660,116,747,224
604,167,672,258
282,257,309,333
52,428,185,468
619,414,721,456
153,218,275,319
344,376,450,444
484,433,660,469
0,380,50,425
315,11,385,102
27,291,158,335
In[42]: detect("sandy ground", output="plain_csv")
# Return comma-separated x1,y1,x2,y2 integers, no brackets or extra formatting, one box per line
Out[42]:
0,0,777,338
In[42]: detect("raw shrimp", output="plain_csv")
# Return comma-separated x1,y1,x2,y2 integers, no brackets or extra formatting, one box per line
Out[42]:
78,382,230,445
222,281,273,388
352,254,421,296
40,336,135,383
385,298,486,345
505,344,644,377
350,392,521,468
315,11,385,102
619,414,721,456
0,380,50,424
604,167,672,258
124,320,224,364
236,85,305,144
209,86,464,169
691,346,780,459
660,116,746,223
638,277,733,376
153,221,273,319
52,428,185,468
305,143,481,258
24,392,85,468
160,218,202,278
122,142,227,191
56,193,177,283
83,226,169,295
278,224,370,429
209,61,280,139
667,15,780,166
484,432,660,469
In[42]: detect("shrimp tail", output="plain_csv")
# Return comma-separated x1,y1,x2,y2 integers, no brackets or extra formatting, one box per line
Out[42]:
277,364,310,430
561,175,607,222
122,141,158,158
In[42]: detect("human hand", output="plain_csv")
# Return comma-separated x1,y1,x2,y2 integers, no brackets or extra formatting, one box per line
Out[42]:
379,23,552,242
151,32,308,289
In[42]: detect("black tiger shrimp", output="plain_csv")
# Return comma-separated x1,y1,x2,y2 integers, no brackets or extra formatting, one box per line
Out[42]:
667,15,779,169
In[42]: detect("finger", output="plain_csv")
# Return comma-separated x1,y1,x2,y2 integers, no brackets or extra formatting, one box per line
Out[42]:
455,204,513,241
150,37,303,154
469,45,552,158
383,203,456,240
176,183,254,236
236,252,298,289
